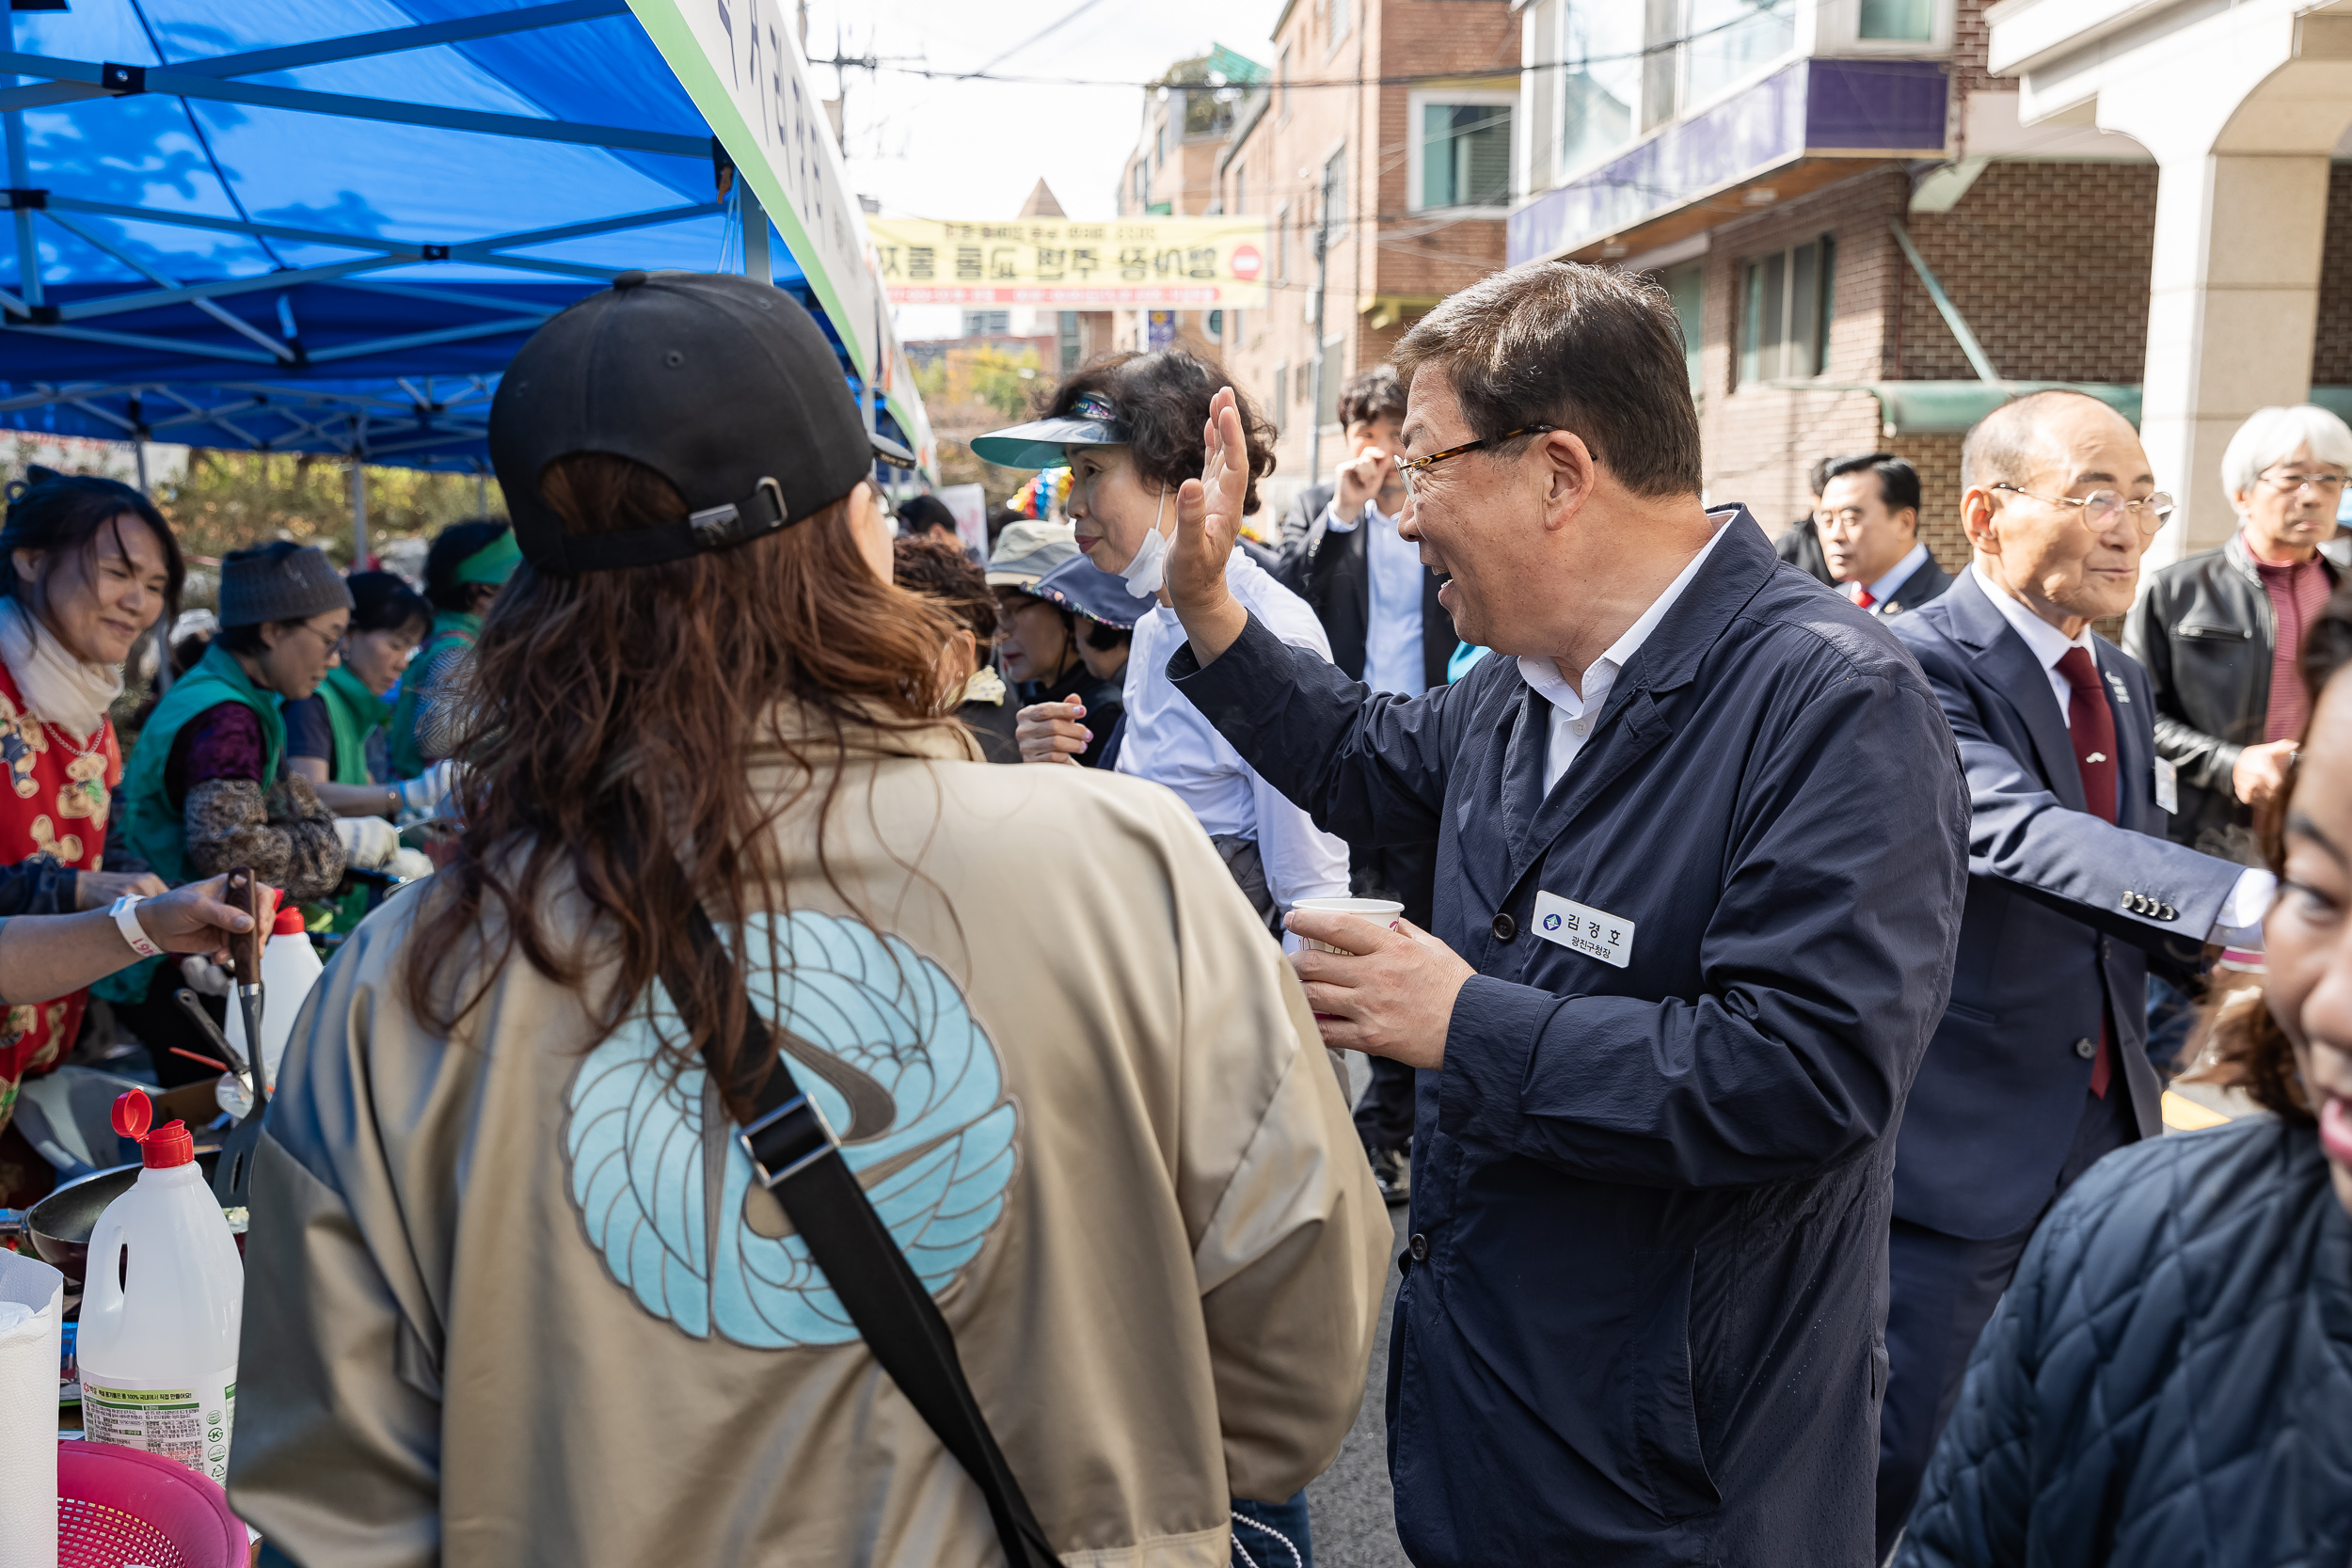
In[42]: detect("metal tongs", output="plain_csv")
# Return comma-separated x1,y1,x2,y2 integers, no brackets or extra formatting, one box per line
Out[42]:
211,867,269,1207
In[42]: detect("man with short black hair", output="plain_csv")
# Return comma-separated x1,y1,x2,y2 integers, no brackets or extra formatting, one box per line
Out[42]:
1160,259,1969,1567
1818,452,1951,617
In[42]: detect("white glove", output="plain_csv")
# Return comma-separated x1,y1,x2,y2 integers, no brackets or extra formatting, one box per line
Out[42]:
386,847,435,883
335,813,401,871
180,954,232,997
395,760,460,826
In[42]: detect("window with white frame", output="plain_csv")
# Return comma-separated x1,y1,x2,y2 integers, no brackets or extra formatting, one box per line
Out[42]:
1859,0,1933,38
1684,0,1797,109
1412,91,1514,211
1559,3,1642,179
1739,235,1835,385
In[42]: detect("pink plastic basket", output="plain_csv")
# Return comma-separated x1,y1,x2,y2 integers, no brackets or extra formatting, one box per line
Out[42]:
57,1440,248,1568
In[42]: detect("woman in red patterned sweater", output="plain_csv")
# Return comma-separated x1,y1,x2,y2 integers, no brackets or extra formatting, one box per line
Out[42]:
0,469,185,1165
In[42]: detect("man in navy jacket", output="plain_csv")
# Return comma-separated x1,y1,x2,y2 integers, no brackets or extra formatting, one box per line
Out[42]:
1161,262,1968,1566
1875,390,2274,1553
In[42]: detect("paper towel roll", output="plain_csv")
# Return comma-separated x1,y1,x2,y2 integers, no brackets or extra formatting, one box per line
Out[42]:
0,1250,61,1568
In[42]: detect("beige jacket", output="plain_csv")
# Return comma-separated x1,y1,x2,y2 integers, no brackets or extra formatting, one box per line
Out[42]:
228,718,1390,1568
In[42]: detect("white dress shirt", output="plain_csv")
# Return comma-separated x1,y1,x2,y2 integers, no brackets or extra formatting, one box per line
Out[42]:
1969,562,2274,940
1323,497,1428,697
1847,541,1930,610
1517,512,1735,795
1119,549,1353,911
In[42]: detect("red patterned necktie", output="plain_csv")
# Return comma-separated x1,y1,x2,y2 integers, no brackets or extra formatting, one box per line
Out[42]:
1852,585,1876,609
2056,647,2118,1096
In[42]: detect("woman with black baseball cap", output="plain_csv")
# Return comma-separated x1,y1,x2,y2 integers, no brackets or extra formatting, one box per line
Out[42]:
229,270,1386,1568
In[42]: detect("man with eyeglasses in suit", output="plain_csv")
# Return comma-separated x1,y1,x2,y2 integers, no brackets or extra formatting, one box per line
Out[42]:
1874,389,2276,1554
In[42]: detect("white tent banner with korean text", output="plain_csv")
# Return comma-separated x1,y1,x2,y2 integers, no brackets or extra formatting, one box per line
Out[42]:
628,0,880,376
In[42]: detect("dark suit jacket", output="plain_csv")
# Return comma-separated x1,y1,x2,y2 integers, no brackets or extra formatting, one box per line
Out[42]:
1888,570,2246,1241
1170,511,1968,1566
1867,551,1953,618
1274,483,1454,691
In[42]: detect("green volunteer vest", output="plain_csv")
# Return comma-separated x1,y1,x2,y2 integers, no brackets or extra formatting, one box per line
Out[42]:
388,610,479,780
94,642,287,1002
313,664,391,786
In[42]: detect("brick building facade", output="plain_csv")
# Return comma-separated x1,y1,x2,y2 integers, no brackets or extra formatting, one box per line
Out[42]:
1110,0,1516,514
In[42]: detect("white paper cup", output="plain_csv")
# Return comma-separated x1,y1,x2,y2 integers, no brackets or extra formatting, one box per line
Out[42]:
1290,896,1406,954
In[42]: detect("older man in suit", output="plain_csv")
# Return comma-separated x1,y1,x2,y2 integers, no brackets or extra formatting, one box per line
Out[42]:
1818,451,1951,617
1876,390,2276,1554
1274,365,1456,1201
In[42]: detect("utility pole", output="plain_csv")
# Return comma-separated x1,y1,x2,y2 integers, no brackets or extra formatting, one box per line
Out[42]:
1307,183,1333,487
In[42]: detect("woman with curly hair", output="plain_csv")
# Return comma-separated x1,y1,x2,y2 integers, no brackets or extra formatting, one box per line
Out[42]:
974,352,1349,933
1897,579,2352,1566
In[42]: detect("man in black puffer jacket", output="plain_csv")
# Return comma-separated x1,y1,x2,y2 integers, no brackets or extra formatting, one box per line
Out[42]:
1897,1114,2352,1565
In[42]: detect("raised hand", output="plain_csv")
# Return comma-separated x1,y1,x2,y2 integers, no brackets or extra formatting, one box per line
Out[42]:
1333,442,1393,518
1166,386,1253,665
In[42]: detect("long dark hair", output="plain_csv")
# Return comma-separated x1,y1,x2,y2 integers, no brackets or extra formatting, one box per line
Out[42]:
0,467,183,638
2185,579,2352,1117
400,454,961,1105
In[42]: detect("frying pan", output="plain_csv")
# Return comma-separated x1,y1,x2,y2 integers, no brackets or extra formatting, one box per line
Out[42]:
0,1148,227,1285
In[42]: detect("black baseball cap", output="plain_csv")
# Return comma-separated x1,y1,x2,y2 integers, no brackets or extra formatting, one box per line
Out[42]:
490,270,917,575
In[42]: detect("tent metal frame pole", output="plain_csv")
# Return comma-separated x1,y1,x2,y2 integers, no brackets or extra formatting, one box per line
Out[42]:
0,54,708,159
350,434,368,568
742,186,771,284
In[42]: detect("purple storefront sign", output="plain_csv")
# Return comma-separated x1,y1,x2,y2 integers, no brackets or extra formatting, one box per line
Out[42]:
1508,58,1950,265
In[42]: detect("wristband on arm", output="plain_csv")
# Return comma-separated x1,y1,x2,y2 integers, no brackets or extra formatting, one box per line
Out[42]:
111,895,161,958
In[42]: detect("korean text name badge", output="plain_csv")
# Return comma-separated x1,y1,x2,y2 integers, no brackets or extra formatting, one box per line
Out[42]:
1533,890,1634,969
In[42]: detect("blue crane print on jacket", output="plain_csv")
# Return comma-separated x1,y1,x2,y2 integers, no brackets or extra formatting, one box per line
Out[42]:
561,910,1019,1348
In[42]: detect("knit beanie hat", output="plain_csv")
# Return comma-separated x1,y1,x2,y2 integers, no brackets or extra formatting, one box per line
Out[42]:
217,541,355,628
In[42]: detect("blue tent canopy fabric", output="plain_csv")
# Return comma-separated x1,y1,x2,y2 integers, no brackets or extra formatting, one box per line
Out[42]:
0,0,918,469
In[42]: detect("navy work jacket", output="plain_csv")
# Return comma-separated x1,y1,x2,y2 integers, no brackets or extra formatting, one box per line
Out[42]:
1887,570,2245,1240
1168,511,1969,1566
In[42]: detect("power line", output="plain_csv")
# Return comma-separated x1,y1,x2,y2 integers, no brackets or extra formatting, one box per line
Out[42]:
894,0,1832,93
954,0,1114,82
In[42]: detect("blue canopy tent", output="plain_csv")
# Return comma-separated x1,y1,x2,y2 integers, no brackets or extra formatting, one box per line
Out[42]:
0,0,930,531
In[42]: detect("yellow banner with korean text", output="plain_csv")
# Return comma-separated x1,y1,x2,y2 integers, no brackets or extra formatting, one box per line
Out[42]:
869,216,1271,308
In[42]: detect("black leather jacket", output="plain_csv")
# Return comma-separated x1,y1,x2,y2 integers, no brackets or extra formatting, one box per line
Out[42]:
2122,532,2338,863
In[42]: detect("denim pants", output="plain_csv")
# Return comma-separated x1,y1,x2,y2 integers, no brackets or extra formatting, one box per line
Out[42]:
1231,1491,1312,1568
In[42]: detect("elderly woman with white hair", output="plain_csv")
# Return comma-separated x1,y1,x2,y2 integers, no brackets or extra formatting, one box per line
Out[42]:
2126,402,2351,866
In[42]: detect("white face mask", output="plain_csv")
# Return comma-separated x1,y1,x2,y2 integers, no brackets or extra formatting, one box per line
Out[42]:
1119,484,1173,599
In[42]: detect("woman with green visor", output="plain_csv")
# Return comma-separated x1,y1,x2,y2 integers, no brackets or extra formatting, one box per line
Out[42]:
389,518,518,778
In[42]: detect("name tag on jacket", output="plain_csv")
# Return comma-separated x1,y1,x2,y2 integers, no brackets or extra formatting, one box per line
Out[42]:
1534,890,1634,969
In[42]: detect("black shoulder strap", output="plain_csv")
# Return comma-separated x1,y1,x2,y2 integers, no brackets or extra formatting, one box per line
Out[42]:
669,904,1059,1568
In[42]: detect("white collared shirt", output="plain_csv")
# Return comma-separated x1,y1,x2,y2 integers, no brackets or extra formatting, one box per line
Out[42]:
1323,497,1428,697
1968,561,2275,941
1517,511,1735,795
1969,561,2099,724
1119,549,1353,911
1847,542,1930,610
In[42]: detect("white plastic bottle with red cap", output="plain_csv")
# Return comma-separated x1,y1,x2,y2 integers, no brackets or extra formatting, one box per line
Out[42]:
219,900,324,1117
75,1093,244,1485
